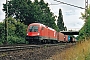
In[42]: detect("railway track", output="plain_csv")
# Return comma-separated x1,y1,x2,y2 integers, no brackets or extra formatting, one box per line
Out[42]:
0,43,75,52
0,44,39,52
0,43,76,60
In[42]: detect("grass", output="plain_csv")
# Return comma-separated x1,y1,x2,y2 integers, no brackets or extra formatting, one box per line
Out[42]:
85,53,90,60
50,39,90,60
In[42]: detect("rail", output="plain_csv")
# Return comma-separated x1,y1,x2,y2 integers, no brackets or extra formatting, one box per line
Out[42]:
0,43,75,52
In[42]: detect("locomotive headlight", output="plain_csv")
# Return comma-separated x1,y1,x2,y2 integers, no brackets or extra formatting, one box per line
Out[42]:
27,33,28,35
37,33,40,35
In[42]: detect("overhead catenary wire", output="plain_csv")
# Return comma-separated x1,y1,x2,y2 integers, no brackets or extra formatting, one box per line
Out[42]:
49,0,85,9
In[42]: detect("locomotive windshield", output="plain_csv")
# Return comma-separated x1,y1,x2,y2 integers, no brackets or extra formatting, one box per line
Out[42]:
29,26,38,32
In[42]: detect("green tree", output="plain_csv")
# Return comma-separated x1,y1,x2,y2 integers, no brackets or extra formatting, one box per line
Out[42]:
0,22,5,44
3,0,59,31
3,0,34,25
78,5,90,40
39,0,59,31
57,9,66,31
4,17,27,44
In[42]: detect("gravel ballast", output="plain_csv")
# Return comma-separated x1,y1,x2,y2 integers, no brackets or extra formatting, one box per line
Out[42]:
0,44,72,60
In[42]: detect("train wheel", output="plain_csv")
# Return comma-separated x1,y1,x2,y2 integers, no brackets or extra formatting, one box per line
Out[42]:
51,40,57,44
41,40,44,44
51,40,53,44
28,41,32,44
42,40,47,44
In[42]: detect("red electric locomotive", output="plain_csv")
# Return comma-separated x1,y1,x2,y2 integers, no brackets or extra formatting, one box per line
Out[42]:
26,23,57,44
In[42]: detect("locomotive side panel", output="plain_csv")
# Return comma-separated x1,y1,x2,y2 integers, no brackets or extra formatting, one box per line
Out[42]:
48,27,57,40
39,25,48,40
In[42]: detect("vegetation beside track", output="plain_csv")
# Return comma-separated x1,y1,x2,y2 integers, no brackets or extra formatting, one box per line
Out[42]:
48,39,90,60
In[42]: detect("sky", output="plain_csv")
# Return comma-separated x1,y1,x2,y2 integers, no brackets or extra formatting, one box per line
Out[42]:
0,0,5,22
0,0,90,31
45,0,86,31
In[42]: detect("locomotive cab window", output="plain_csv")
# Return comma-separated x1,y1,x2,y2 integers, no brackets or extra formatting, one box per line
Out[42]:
29,26,38,32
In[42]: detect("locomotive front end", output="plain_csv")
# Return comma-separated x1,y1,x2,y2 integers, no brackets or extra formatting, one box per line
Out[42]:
26,23,41,43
